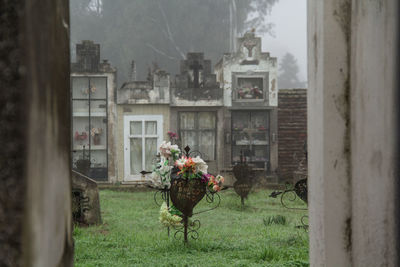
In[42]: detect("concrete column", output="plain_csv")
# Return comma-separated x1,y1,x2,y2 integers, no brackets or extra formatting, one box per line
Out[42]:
350,1,398,265
0,0,73,266
308,0,352,265
308,0,398,266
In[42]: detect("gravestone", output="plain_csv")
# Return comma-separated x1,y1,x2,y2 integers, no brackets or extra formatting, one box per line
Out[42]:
71,171,102,225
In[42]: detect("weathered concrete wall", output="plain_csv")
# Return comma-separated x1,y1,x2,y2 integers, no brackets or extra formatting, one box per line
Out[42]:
308,0,352,264
107,70,118,183
350,1,398,265
308,0,398,266
0,0,73,266
278,89,307,183
215,33,278,107
116,104,170,181
23,0,73,265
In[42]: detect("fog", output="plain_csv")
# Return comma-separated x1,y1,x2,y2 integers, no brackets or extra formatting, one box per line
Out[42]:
262,0,307,82
70,0,307,88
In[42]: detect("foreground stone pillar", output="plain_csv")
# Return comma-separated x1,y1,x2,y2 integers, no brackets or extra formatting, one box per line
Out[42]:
0,0,73,266
308,0,398,266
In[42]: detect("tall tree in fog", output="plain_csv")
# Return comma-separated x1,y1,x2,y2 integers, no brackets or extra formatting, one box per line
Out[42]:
278,52,304,89
70,0,278,86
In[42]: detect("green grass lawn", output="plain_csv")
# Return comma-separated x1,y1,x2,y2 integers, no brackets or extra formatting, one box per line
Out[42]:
74,189,309,267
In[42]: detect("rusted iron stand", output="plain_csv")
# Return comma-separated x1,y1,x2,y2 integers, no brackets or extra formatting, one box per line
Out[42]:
146,146,221,244
233,151,254,206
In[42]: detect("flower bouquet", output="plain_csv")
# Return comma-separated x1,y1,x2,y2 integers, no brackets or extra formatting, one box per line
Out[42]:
151,141,224,231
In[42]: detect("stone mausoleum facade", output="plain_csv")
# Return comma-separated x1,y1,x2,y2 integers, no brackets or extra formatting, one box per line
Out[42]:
71,40,118,182
71,33,307,186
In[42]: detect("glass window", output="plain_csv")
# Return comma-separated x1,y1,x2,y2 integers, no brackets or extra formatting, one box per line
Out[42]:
72,77,89,99
145,121,157,135
89,77,107,99
126,117,162,177
231,111,270,169
179,112,216,161
236,77,264,100
71,76,108,181
130,121,142,135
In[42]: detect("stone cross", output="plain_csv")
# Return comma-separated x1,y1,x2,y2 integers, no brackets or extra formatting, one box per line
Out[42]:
244,41,257,58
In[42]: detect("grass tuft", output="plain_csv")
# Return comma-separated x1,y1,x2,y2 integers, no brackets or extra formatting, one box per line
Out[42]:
263,214,288,226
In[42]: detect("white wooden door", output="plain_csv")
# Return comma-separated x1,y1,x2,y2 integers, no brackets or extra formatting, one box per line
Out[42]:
124,115,163,181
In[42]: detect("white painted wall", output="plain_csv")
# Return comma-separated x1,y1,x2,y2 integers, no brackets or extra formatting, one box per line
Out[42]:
215,33,278,107
350,1,398,265
308,0,398,266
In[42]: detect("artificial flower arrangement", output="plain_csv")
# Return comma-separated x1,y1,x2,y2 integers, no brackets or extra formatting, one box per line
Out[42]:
152,141,224,227
90,127,102,136
167,131,179,141
81,85,97,95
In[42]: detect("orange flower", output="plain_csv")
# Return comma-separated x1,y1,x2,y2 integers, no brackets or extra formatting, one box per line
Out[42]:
213,184,220,192
184,157,195,168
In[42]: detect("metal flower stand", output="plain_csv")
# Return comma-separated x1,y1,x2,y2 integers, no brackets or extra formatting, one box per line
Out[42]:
269,142,308,229
232,151,254,206
145,146,221,243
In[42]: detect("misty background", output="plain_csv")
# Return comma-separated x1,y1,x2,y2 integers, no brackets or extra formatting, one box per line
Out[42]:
70,0,307,89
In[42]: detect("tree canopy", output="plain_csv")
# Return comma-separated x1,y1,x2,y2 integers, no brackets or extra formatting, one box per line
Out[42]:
70,0,278,86
278,52,305,89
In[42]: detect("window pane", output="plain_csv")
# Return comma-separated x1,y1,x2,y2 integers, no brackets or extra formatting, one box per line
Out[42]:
89,77,107,99
199,131,215,160
72,114,90,150
90,100,106,115
72,77,89,99
232,111,250,130
90,150,107,168
130,121,142,135
180,112,195,129
251,111,268,130
145,138,158,171
145,121,157,135
180,131,196,149
198,112,215,129
72,99,89,114
90,116,106,147
130,138,142,175
237,77,263,99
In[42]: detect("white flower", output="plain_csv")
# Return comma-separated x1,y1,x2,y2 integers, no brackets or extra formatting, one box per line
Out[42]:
159,141,172,158
159,164,171,176
192,156,208,174
149,171,162,187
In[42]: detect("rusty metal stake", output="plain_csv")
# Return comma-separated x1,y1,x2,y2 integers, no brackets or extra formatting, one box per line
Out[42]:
183,215,188,243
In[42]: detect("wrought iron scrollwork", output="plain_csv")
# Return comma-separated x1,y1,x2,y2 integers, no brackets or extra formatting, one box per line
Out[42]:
270,141,308,229
272,179,308,211
192,188,221,215
173,219,201,241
